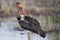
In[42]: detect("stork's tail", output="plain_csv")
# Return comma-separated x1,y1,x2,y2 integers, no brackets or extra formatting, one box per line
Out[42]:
38,29,46,38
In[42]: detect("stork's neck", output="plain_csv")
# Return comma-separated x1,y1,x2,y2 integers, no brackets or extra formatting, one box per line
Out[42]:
20,15,25,20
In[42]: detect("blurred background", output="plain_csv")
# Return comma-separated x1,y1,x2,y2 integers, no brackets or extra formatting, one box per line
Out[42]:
0,0,60,40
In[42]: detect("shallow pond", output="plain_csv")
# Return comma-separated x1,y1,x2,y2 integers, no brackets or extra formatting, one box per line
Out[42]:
0,17,60,40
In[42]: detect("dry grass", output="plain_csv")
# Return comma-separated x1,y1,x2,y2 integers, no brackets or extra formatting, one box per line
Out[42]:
25,7,56,16
0,0,60,17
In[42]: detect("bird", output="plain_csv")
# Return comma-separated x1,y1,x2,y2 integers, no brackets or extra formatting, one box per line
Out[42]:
17,15,46,38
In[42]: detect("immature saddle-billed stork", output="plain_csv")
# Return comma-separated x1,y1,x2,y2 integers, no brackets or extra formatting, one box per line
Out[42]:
17,15,46,38
16,2,46,38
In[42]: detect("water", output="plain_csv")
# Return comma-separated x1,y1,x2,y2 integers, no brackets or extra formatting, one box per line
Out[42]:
0,17,55,40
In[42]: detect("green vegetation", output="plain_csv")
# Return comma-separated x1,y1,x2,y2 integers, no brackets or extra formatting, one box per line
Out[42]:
56,5,60,12
50,32,60,40
45,16,48,25
51,15,60,24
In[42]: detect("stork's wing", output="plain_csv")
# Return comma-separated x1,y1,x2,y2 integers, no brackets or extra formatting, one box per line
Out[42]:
19,20,46,38
18,20,38,33
17,16,46,38
25,16,40,25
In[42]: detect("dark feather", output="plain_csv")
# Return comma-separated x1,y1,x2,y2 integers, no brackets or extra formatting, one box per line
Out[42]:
17,16,46,38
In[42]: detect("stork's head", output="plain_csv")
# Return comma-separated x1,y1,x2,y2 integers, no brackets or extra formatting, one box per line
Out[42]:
16,2,22,8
